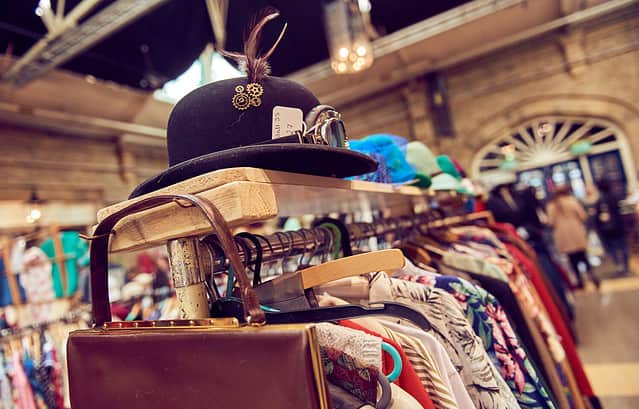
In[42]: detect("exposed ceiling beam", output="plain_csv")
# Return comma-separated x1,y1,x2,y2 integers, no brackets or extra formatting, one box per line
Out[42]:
2,0,171,87
0,101,166,141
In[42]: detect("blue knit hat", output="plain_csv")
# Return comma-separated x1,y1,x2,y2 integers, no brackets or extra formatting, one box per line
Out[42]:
349,134,417,184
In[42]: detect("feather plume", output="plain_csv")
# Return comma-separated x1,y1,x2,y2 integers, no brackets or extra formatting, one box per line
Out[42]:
220,8,287,83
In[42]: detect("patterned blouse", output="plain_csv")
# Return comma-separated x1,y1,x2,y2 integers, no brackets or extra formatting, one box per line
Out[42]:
398,273,556,409
368,272,520,409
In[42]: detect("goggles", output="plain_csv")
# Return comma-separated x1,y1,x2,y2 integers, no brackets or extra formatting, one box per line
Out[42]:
259,105,349,148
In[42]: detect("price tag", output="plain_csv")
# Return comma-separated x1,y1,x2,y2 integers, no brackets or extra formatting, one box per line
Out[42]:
272,106,303,139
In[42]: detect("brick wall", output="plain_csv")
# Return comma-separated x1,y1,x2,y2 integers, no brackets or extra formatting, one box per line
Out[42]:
0,125,167,205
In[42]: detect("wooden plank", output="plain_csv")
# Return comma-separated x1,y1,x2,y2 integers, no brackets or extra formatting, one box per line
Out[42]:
1,237,22,305
103,174,429,253
97,167,425,222
106,181,278,253
49,224,69,296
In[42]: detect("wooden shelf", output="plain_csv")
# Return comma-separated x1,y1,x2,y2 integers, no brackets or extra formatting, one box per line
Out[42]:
98,168,430,253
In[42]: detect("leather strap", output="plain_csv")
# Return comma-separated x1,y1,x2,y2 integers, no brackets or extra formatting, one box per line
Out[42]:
90,194,265,326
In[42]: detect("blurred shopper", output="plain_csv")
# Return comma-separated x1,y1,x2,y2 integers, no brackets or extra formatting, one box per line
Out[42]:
547,185,599,288
153,254,171,290
595,179,629,276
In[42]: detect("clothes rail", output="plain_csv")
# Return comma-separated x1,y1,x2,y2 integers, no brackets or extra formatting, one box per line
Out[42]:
206,213,442,273
206,211,495,273
0,305,90,338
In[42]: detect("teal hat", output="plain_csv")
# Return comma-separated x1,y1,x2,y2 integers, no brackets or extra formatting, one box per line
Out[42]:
431,173,465,192
406,141,462,191
436,155,462,180
406,141,438,175
405,141,436,188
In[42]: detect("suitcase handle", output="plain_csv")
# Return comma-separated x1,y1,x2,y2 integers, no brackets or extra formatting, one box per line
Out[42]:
89,194,266,327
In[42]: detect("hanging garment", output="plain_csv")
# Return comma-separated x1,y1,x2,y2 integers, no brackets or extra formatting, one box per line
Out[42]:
444,228,587,409
441,252,507,282
0,258,14,307
340,320,436,409
34,339,63,409
491,224,573,323
368,273,519,409
503,245,593,399
316,323,383,369
21,247,56,323
381,321,476,409
454,271,569,409
399,273,556,409
379,324,461,409
0,354,14,409
40,231,89,298
22,353,44,407
320,346,380,405
11,351,36,409
21,247,55,304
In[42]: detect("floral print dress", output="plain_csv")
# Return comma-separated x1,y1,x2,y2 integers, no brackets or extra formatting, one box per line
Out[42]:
398,273,556,409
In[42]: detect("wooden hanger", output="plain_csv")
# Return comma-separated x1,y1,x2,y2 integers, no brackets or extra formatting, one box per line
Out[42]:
297,249,406,289
397,243,432,266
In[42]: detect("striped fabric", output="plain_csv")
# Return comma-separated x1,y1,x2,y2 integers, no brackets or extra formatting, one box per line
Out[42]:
382,326,460,409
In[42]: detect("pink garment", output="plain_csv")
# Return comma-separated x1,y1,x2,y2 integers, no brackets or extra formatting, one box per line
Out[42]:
21,247,55,303
11,352,36,409
21,247,55,323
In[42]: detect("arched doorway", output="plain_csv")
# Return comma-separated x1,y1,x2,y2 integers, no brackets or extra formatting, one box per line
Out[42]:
471,115,636,200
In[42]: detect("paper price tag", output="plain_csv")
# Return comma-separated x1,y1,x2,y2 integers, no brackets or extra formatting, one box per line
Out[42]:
272,106,303,139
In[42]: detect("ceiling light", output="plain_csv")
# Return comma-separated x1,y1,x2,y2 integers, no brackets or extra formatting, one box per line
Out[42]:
324,0,374,74
25,189,45,224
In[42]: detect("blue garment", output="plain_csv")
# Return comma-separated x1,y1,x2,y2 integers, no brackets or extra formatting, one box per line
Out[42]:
604,236,630,274
0,258,26,307
23,352,45,401
532,242,574,321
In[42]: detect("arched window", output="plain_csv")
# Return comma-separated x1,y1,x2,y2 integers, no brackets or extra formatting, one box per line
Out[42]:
471,115,639,198
472,115,622,175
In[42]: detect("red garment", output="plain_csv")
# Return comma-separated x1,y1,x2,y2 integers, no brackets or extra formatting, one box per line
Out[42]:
339,320,435,409
504,243,594,397
474,200,487,212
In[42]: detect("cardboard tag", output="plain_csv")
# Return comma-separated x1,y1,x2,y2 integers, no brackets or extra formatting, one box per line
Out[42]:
272,106,303,139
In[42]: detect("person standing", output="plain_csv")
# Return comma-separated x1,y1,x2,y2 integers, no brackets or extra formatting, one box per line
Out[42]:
594,179,629,276
547,185,599,288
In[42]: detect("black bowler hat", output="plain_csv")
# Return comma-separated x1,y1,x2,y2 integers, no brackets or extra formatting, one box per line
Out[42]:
129,11,377,198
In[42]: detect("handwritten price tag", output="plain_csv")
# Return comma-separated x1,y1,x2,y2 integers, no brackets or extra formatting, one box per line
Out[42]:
272,106,303,139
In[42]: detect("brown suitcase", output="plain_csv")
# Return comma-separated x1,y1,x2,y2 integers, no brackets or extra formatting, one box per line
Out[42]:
67,194,331,409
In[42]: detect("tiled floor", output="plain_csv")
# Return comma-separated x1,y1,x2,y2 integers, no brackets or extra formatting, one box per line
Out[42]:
574,275,639,408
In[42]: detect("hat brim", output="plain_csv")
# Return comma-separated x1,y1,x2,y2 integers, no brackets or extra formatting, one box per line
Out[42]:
411,173,432,188
430,174,464,191
130,144,378,198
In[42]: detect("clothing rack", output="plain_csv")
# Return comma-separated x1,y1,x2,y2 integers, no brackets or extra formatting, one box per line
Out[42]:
93,167,467,319
209,212,492,273
95,167,430,253
114,286,175,305
0,305,90,339
425,210,495,229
